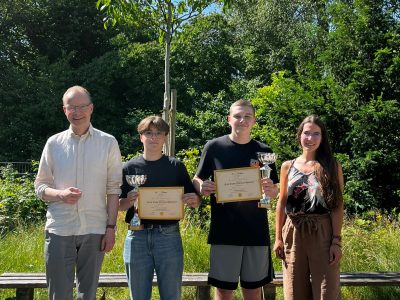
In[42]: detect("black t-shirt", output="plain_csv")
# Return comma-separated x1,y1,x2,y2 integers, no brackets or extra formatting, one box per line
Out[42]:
195,135,279,246
120,155,196,225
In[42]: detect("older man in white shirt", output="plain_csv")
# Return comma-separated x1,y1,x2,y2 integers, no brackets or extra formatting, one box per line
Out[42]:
35,86,122,300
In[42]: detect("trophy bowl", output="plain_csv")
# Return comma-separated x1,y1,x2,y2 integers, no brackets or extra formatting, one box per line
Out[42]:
125,174,147,192
125,174,147,229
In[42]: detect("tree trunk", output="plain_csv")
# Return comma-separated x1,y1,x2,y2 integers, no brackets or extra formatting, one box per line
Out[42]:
162,38,171,156
169,89,177,157
162,2,173,156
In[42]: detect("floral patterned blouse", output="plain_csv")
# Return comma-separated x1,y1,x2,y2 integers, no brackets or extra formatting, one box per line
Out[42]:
286,160,329,215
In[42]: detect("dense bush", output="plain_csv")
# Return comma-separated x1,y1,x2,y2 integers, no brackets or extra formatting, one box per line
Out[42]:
0,164,46,235
177,148,211,229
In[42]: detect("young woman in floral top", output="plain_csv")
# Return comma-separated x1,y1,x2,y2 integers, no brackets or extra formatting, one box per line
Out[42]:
274,115,344,300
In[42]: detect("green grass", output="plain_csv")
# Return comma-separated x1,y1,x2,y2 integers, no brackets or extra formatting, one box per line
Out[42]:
1,212,400,299
340,216,400,300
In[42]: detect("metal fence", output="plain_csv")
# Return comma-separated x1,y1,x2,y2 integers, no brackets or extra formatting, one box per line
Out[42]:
0,162,34,175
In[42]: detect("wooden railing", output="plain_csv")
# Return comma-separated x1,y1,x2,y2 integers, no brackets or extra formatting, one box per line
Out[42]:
1,272,400,300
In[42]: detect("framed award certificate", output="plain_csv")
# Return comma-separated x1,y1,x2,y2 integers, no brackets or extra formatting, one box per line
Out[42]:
214,167,262,203
138,187,184,220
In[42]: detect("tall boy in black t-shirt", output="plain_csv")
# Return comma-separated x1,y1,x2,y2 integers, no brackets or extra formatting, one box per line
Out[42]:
193,100,279,300
119,116,200,300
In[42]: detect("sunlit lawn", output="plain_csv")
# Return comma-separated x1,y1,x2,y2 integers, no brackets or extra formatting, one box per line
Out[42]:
1,212,400,299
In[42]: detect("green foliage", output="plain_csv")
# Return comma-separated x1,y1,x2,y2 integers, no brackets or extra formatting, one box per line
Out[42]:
177,148,201,178
344,97,400,212
178,148,211,229
324,0,400,102
176,92,230,150
251,71,332,160
171,14,238,110
0,165,46,235
0,0,115,160
227,0,302,81
97,0,224,41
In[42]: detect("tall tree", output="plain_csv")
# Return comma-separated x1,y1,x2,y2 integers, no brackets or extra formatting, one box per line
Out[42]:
0,0,122,160
171,14,238,111
96,0,227,155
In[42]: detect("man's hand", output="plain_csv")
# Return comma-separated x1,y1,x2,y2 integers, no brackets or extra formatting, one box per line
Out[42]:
58,187,82,204
200,180,216,196
101,228,116,253
183,193,201,208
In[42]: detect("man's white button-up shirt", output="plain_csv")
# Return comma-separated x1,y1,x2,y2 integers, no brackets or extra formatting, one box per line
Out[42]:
35,125,122,236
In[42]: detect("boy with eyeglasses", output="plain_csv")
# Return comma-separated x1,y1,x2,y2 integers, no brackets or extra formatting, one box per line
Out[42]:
193,99,279,300
119,115,200,300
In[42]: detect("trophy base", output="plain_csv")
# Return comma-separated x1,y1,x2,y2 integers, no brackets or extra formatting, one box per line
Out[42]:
258,203,272,209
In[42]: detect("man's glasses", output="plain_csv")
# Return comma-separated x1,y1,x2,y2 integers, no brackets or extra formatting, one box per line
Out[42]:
64,103,92,112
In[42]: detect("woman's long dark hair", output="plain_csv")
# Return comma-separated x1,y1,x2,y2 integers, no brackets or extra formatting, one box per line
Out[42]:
296,115,343,209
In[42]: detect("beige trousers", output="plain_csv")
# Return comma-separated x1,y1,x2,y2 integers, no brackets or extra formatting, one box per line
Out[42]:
282,214,341,300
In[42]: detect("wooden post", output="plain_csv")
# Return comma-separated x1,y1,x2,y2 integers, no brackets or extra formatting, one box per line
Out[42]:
262,284,276,299
169,89,177,157
16,288,34,300
196,286,211,300
162,91,170,156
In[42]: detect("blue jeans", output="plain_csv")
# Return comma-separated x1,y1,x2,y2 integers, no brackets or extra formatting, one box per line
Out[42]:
123,223,183,300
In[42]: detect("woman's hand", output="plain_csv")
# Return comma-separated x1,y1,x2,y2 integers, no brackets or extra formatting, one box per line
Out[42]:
273,239,285,260
329,243,342,265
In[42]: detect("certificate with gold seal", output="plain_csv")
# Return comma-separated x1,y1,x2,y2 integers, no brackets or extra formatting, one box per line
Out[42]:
214,167,262,203
138,187,184,220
